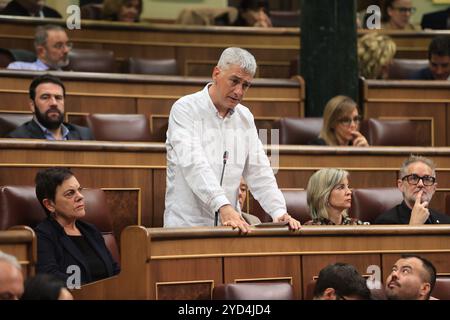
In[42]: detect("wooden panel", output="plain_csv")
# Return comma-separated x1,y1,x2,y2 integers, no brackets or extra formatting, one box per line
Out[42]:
151,258,222,300
71,225,450,300
224,256,301,299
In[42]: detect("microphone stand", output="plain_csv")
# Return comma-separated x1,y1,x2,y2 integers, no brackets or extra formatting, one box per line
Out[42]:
215,151,228,226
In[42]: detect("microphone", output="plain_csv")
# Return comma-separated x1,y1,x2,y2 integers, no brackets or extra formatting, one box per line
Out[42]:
214,151,228,226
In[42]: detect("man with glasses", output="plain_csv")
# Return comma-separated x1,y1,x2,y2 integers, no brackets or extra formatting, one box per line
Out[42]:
382,0,416,30
375,155,450,224
7,24,72,71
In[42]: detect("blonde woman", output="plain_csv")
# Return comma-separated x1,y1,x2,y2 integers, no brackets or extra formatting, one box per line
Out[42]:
310,95,369,147
305,168,366,225
358,32,397,79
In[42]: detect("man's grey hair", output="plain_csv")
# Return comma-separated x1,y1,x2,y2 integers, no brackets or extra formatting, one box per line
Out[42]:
217,47,257,76
34,24,65,48
0,251,21,270
399,155,436,178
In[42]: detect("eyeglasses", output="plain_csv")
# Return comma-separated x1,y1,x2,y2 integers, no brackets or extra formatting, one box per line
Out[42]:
392,7,416,14
401,174,436,186
52,42,73,50
338,115,362,126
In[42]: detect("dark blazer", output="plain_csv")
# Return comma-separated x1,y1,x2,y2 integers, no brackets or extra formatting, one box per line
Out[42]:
35,217,120,284
421,8,450,30
410,67,435,80
374,201,450,224
7,120,93,140
0,1,62,18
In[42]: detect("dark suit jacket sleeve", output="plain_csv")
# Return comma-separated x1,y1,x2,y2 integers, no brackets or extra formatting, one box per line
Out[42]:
35,226,70,282
67,124,94,140
95,229,121,275
374,207,399,224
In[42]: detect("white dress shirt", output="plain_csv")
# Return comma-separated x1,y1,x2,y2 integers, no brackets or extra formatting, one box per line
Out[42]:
164,83,286,227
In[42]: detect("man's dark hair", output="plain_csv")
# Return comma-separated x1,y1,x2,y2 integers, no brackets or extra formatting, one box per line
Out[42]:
428,36,450,61
401,254,436,298
29,74,66,101
313,262,371,299
21,274,66,300
35,167,74,216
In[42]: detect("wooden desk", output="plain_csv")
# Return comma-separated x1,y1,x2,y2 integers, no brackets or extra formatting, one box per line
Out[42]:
71,225,450,300
0,226,36,278
0,70,305,119
361,79,450,147
1,140,449,230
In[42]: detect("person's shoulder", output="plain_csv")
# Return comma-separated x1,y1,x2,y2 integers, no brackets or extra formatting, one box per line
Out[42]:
374,205,399,224
65,123,93,140
7,61,38,70
430,209,450,224
308,137,327,145
6,121,37,138
42,6,62,18
410,67,433,80
35,217,57,235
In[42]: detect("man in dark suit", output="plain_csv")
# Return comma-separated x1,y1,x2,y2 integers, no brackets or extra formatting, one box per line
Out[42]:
375,155,450,224
421,7,450,30
7,74,93,140
0,0,62,18
410,36,450,80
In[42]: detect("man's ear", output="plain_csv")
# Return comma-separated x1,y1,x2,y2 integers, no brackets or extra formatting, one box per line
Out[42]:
42,198,55,214
212,66,221,83
397,179,404,191
322,287,337,300
29,99,35,113
420,283,431,300
36,45,46,59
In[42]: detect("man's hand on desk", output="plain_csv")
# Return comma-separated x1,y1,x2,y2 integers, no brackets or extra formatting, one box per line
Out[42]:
275,213,301,230
219,204,251,234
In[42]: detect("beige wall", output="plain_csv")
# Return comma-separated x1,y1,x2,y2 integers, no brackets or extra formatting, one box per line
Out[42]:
45,0,227,20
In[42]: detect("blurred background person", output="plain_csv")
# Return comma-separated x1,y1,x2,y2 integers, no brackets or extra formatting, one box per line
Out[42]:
411,36,450,80
358,32,397,79
313,262,371,300
382,0,416,30
305,168,367,225
101,0,142,23
234,0,272,27
7,24,71,71
237,177,261,225
309,95,369,146
0,0,61,18
0,251,24,300
21,273,73,300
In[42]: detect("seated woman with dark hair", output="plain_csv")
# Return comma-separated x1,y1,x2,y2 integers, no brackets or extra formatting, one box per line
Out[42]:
309,95,369,146
305,168,367,225
101,0,142,22
34,167,120,285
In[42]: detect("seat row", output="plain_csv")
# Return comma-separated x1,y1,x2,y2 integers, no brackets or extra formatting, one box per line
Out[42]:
0,48,178,75
0,111,433,146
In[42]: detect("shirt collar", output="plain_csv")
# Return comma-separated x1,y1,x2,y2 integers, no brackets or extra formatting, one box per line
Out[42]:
33,117,69,140
204,82,235,119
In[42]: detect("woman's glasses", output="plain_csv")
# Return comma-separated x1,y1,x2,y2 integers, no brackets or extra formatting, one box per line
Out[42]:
338,115,362,126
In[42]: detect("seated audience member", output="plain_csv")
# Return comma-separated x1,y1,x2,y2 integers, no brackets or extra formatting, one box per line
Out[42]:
381,0,416,30
410,36,450,80
0,251,24,300
101,0,142,22
238,178,261,225
234,0,272,28
34,167,120,284
421,7,450,30
0,0,61,18
6,75,93,140
309,95,369,146
305,168,367,225
313,262,371,300
7,24,72,71
385,254,436,300
375,155,450,224
21,273,73,300
358,32,396,79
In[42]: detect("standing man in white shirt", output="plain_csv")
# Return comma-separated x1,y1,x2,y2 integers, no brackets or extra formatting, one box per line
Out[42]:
164,47,301,233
